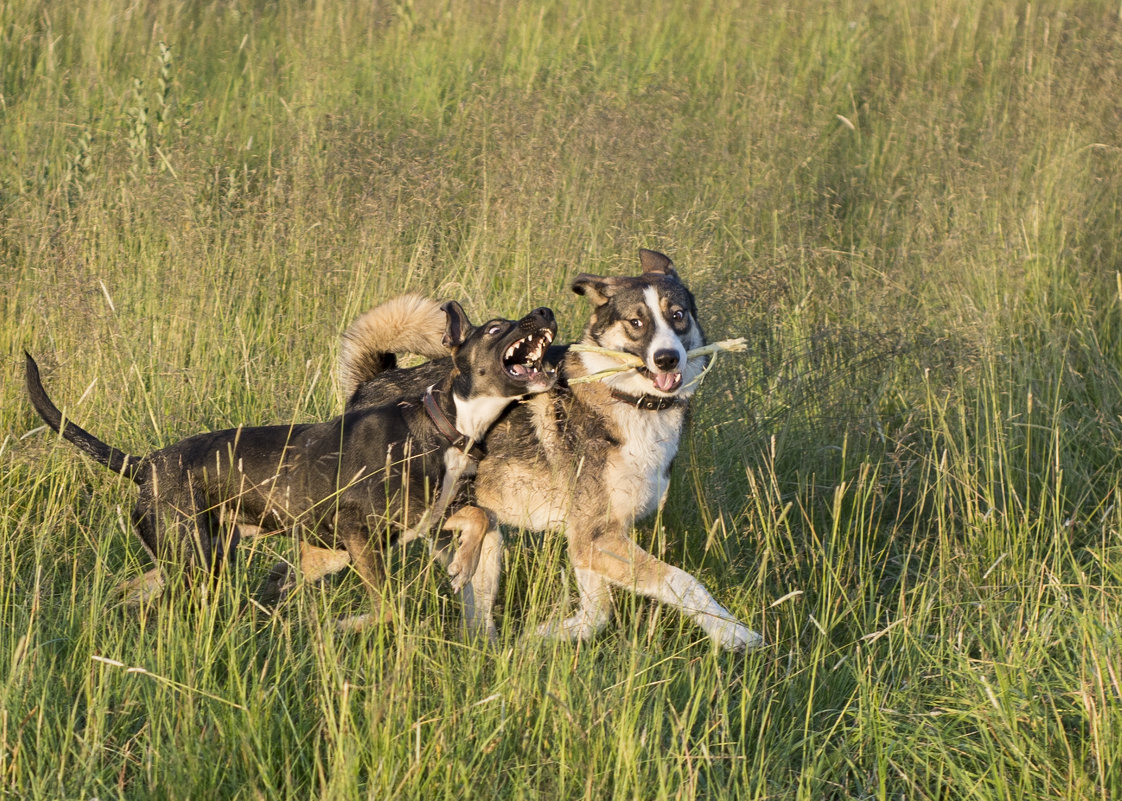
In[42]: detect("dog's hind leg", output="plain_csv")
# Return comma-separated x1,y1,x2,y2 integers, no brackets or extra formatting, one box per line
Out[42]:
115,567,166,607
115,503,168,607
257,540,352,607
116,510,209,606
334,517,394,632
257,557,295,608
125,483,225,606
181,490,227,603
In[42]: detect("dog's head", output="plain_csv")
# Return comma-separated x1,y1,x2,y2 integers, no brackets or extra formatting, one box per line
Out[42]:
442,301,558,401
572,248,706,399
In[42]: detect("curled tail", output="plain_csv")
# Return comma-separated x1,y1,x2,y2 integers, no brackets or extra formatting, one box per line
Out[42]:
24,352,141,480
338,294,449,398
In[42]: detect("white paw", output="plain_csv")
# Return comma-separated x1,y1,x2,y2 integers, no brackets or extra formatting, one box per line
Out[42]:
461,603,498,641
708,617,765,652
463,617,498,643
535,614,601,642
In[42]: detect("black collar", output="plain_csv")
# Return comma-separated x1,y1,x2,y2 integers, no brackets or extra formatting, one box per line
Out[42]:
422,386,485,458
609,388,689,411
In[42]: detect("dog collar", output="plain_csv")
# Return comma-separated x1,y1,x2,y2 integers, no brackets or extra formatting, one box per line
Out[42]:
609,388,689,411
422,386,484,457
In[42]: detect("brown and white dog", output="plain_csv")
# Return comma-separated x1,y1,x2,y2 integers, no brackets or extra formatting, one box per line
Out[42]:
323,250,763,650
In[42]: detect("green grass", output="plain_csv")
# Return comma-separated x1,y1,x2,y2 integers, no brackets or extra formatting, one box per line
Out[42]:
3,0,1122,798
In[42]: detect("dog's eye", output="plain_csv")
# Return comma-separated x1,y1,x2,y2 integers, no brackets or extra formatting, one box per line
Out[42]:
487,324,502,335
670,309,685,323
629,318,643,329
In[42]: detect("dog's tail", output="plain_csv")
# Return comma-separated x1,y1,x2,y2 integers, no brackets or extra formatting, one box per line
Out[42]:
338,294,448,398
24,352,142,480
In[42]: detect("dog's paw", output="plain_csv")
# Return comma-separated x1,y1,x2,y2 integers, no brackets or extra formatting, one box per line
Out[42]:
462,616,499,643
442,507,487,593
115,569,165,608
461,608,499,642
708,618,765,652
534,613,603,643
255,559,296,608
446,547,481,594
334,608,394,633
447,562,467,594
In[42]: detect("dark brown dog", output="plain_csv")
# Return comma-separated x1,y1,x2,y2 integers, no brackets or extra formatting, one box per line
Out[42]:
26,302,556,624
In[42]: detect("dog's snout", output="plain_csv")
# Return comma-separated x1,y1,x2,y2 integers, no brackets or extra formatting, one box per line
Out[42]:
653,349,680,372
523,307,554,329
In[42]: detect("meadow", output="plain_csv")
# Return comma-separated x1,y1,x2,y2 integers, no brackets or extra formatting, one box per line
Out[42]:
2,0,1121,798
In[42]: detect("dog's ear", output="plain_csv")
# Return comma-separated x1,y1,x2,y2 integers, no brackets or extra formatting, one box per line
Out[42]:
571,273,619,306
440,301,473,348
638,248,678,278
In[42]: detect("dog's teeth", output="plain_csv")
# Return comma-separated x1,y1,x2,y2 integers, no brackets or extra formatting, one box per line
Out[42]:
505,329,553,373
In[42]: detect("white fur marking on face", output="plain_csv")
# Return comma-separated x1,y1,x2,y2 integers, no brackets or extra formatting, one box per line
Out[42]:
642,286,687,374
582,284,708,400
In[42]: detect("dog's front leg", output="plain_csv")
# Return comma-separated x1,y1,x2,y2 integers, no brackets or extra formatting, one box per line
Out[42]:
258,539,353,608
458,520,502,641
443,506,491,593
563,525,764,652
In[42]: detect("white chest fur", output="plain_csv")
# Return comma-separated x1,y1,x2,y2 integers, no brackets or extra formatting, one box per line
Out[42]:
604,403,684,522
477,395,687,533
453,393,515,444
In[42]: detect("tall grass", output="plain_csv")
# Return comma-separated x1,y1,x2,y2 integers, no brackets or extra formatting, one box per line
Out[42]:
3,0,1121,798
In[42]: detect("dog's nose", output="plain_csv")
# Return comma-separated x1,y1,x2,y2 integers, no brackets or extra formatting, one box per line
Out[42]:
533,307,554,322
653,349,680,372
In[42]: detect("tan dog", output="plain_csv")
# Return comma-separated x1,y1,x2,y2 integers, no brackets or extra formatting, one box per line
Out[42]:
320,251,763,649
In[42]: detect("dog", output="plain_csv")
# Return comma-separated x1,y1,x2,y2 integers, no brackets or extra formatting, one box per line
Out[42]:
316,249,763,650
25,301,557,625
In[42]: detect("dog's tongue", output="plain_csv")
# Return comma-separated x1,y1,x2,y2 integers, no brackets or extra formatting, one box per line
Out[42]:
510,363,544,380
653,372,681,392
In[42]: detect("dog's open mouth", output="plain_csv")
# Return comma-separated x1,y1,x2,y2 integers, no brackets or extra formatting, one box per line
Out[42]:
638,367,683,393
503,327,554,383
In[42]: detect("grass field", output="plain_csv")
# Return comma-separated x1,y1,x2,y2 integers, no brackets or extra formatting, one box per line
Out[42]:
3,0,1122,798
